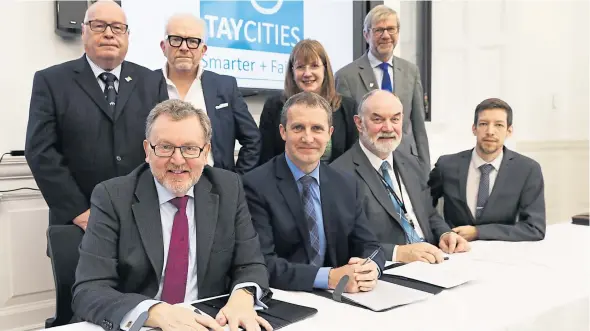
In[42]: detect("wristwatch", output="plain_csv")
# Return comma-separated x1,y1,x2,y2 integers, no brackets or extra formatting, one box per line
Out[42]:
242,286,257,297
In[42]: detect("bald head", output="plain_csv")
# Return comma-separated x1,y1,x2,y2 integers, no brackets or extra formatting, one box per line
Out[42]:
84,0,126,24
355,90,404,159
161,13,208,76
82,0,129,70
165,14,208,42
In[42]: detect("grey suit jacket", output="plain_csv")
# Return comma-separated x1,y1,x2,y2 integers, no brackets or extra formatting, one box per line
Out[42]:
72,163,269,329
428,147,546,241
331,142,451,259
335,53,430,171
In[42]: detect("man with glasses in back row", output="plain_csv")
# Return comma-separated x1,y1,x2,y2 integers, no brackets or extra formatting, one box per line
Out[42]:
25,0,167,231
158,13,261,174
335,5,430,174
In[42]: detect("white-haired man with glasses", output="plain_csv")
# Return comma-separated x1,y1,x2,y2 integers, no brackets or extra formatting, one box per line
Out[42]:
25,0,167,232
157,13,261,175
73,99,273,331
335,4,431,174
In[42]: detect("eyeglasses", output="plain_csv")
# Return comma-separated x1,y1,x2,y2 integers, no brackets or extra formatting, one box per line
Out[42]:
372,26,399,36
166,35,203,49
149,143,205,158
293,63,324,72
85,20,129,34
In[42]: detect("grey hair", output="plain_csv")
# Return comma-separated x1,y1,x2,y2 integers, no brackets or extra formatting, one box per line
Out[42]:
280,92,333,127
363,5,400,33
145,99,212,143
357,90,401,117
164,13,208,43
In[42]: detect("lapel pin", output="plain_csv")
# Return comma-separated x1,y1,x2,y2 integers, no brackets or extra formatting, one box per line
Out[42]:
125,76,132,82
369,83,374,88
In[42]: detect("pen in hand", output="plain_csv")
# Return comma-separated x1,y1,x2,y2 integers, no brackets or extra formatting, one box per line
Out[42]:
361,248,380,266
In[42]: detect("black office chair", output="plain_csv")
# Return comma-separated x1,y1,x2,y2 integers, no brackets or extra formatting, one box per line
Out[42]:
45,225,84,328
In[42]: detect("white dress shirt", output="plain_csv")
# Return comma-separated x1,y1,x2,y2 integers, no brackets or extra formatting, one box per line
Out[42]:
359,142,426,261
367,51,394,90
466,149,504,218
163,63,214,167
86,55,121,92
120,179,265,330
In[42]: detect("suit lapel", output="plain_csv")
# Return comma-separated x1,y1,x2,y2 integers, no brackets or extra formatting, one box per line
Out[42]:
357,54,377,93
318,164,338,266
392,57,403,94
201,72,220,161
393,151,432,242
457,151,474,224
480,148,514,220
114,62,137,122
352,143,399,223
72,55,113,121
275,155,313,262
194,172,219,287
131,166,165,284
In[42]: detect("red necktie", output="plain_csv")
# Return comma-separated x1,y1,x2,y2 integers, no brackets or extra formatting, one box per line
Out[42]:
160,195,190,304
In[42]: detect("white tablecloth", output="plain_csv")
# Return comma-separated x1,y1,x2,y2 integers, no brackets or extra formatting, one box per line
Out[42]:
42,223,590,331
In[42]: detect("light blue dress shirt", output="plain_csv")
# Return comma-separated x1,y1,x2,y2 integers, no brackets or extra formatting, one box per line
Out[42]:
284,155,331,289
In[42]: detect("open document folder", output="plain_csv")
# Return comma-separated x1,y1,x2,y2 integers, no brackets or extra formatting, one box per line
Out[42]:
384,257,478,289
328,280,434,312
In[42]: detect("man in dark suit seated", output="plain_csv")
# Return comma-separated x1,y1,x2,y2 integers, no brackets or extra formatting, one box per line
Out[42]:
243,91,385,293
25,0,167,230
332,90,470,263
72,99,272,331
428,98,546,242
158,13,261,174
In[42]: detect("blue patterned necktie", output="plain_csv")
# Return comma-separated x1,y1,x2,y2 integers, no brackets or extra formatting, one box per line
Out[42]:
476,164,494,220
378,62,393,92
99,72,117,115
380,162,422,244
299,175,323,266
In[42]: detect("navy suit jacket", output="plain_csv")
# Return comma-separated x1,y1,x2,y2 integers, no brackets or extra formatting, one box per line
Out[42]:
25,55,167,225
159,69,261,174
242,154,385,292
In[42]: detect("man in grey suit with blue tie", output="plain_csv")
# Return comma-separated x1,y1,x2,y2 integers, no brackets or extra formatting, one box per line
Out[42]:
332,90,469,263
428,98,546,242
335,5,430,172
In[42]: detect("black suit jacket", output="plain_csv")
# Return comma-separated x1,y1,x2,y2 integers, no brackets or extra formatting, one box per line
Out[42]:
332,143,451,259
72,163,269,329
25,55,167,225
242,154,385,292
429,147,546,241
258,94,358,165
157,69,261,174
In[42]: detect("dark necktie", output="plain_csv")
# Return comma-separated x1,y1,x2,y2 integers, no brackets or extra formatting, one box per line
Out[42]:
380,162,422,244
476,164,494,220
378,62,393,92
299,175,323,266
99,72,117,114
160,196,190,304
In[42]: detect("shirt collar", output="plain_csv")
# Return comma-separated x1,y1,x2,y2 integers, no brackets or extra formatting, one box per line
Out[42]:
367,51,393,69
163,62,203,87
153,177,195,205
86,54,122,80
284,153,320,184
471,148,504,171
359,140,394,172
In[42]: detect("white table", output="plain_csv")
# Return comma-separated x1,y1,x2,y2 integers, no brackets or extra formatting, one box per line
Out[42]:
41,223,590,331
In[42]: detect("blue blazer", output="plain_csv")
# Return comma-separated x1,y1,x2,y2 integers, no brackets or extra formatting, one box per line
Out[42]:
243,154,385,292
159,69,261,174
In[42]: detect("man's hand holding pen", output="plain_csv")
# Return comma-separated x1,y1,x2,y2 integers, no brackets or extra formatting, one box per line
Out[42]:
327,249,380,293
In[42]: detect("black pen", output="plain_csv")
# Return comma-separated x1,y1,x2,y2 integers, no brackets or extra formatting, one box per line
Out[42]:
361,248,380,266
